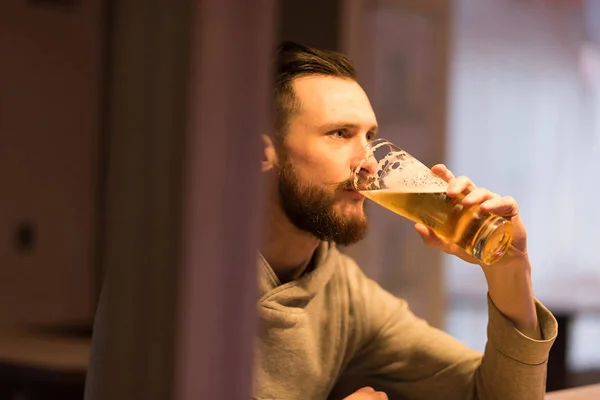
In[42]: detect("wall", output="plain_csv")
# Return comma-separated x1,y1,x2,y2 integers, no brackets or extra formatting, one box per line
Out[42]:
0,1,103,326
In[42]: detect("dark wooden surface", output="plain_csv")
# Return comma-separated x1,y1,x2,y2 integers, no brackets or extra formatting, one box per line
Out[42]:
0,326,89,400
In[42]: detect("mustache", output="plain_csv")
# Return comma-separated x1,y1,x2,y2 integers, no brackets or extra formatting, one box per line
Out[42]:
325,176,373,191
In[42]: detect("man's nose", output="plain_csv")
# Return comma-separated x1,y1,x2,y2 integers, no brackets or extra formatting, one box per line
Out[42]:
351,144,378,177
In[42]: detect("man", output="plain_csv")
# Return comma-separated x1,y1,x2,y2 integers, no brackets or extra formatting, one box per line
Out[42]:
254,41,557,399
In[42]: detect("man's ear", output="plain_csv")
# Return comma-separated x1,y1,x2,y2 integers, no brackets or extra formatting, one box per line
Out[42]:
261,134,278,172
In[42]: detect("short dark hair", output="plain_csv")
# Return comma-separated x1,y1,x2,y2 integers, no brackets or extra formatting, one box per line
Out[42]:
273,41,357,142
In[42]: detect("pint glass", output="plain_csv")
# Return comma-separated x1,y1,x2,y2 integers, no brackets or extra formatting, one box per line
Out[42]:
354,139,513,265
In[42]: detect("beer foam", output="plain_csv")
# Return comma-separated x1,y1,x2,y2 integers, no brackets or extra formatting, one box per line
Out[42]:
354,142,447,191
378,151,447,191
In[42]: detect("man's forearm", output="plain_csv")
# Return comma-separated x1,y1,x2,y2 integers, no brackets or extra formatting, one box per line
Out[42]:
482,252,541,339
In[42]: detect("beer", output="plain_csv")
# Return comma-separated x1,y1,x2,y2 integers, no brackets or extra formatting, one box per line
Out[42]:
360,188,513,265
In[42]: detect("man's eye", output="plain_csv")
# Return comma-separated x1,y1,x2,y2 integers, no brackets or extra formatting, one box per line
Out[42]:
366,132,375,141
330,130,347,139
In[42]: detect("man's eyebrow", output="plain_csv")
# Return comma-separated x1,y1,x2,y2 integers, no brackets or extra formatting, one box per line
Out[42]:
318,122,379,133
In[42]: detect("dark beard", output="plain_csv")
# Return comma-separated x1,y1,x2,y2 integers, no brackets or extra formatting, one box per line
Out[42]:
276,161,368,246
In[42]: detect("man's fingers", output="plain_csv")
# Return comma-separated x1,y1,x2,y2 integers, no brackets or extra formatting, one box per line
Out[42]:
343,386,375,399
447,176,476,196
432,165,480,199
344,386,388,399
431,164,455,182
357,387,375,393
480,196,519,217
415,224,447,251
461,188,499,206
415,223,473,262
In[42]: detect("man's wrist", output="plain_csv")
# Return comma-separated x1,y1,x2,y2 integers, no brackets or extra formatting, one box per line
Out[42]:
483,252,541,339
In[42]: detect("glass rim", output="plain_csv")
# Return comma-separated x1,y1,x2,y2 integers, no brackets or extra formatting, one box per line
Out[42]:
363,138,402,154
352,138,401,190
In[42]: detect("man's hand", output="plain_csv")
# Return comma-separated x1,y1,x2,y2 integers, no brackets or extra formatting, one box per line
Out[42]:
414,164,527,264
343,386,388,400
415,164,541,340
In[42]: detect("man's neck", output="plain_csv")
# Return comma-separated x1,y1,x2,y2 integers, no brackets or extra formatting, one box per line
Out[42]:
261,202,320,283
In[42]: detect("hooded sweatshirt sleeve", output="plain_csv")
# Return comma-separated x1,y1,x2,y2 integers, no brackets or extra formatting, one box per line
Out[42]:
340,257,557,400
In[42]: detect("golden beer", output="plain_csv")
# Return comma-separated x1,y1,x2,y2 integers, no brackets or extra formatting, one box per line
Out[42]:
361,188,513,265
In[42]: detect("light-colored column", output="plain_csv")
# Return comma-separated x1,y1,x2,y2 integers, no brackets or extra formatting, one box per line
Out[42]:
86,1,277,399
175,1,277,399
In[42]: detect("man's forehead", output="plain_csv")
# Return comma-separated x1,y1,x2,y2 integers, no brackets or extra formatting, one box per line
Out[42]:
292,76,377,127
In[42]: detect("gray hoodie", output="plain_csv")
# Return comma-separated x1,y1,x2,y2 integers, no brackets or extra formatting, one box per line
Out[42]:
254,242,557,399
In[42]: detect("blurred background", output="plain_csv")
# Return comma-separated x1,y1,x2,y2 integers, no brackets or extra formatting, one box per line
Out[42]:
0,0,599,399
